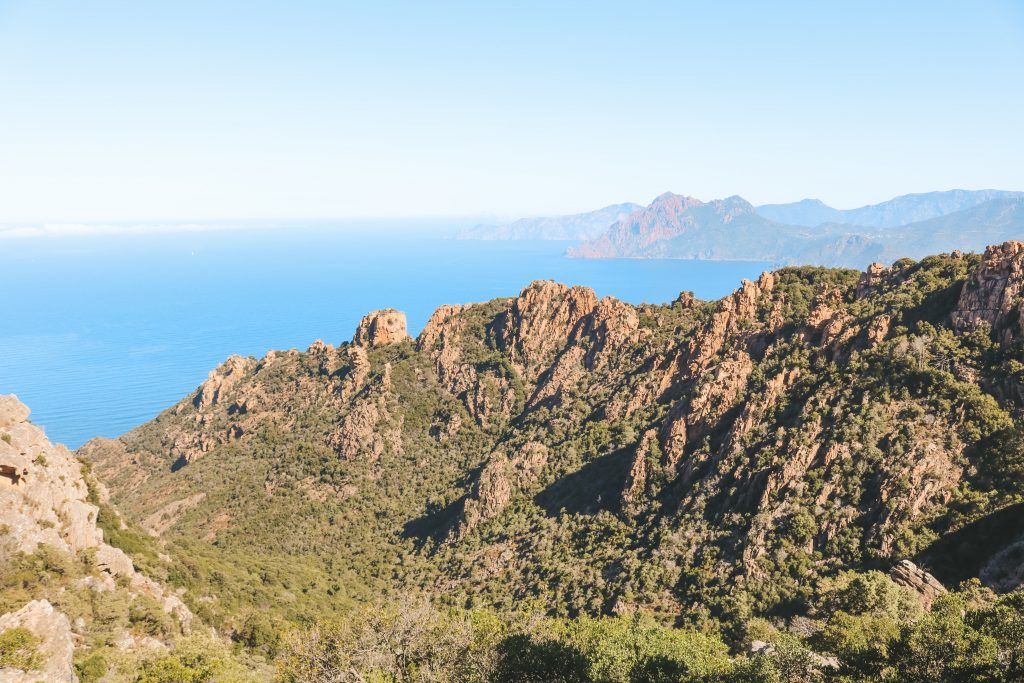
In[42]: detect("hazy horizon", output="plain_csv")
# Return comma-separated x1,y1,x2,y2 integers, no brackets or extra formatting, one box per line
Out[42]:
1,187,1021,233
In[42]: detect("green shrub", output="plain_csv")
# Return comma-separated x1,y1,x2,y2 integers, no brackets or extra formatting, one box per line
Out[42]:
75,651,108,682
0,626,42,670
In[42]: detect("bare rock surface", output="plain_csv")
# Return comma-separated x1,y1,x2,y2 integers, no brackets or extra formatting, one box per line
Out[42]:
193,355,256,410
0,600,76,683
889,559,947,608
497,281,598,378
458,442,549,538
952,240,1024,340
0,394,102,556
354,309,410,347
0,395,194,661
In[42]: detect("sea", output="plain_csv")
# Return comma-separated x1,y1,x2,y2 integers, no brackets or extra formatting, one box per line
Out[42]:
0,221,770,449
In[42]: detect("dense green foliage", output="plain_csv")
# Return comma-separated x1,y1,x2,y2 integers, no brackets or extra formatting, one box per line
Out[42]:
268,583,1024,682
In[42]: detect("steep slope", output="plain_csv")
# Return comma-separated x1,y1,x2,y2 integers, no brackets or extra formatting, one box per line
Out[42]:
456,202,641,240
0,396,201,681
756,189,1024,228
82,242,1024,631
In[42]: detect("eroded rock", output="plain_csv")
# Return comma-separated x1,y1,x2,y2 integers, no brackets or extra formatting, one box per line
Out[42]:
952,240,1024,341
0,600,75,683
193,355,255,410
889,559,947,608
458,442,549,537
354,309,410,347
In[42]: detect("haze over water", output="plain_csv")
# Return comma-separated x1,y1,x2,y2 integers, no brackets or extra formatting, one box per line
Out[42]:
1,223,769,448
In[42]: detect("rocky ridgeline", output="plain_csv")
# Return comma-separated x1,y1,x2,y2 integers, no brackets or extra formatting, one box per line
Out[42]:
0,396,191,681
952,240,1024,341
79,241,1024,618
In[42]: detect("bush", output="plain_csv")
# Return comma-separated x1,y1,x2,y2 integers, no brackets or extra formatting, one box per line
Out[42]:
75,651,109,682
0,626,42,670
494,634,590,683
134,635,228,683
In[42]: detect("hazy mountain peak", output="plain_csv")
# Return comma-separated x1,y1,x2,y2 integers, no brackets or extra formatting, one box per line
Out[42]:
568,192,778,259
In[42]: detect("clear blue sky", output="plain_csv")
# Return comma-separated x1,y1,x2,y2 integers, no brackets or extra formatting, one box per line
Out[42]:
0,1,1021,222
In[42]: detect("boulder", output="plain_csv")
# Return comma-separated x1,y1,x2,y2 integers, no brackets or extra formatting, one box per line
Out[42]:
889,559,947,608
0,600,75,683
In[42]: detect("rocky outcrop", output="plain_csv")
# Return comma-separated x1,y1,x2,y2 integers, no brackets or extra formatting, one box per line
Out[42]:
76,241,1024,626
307,339,339,375
0,395,102,556
0,395,193,658
330,364,402,461
623,430,659,509
0,600,75,683
573,297,642,370
418,303,521,426
865,313,892,347
889,560,947,608
342,345,372,398
417,304,471,351
496,281,597,376
856,262,889,298
458,442,548,538
193,355,255,410
353,309,410,347
952,240,1024,342
688,272,775,371
331,397,385,460
527,295,643,409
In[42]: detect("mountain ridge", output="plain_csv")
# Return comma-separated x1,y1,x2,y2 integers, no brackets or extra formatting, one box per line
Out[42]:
79,242,1024,634
758,188,1024,228
569,193,1024,267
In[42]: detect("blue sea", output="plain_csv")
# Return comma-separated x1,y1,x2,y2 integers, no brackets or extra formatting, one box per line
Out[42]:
0,221,770,449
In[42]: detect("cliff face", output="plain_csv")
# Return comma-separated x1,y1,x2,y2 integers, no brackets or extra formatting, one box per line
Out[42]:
0,396,103,557
0,600,76,683
80,242,1024,624
952,241,1024,342
353,309,411,348
0,396,193,680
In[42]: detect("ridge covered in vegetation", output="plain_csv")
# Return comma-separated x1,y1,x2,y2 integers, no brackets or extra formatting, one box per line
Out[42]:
60,241,1024,681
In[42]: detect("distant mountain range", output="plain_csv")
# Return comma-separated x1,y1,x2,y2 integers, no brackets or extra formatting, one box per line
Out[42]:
757,189,1024,228
460,189,1024,267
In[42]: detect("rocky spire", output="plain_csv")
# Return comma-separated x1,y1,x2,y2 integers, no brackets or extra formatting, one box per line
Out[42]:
353,309,410,347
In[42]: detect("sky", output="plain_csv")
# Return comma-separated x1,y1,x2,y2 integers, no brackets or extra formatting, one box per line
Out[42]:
0,0,1022,222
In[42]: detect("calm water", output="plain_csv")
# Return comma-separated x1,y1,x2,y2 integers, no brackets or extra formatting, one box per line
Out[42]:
0,222,769,448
